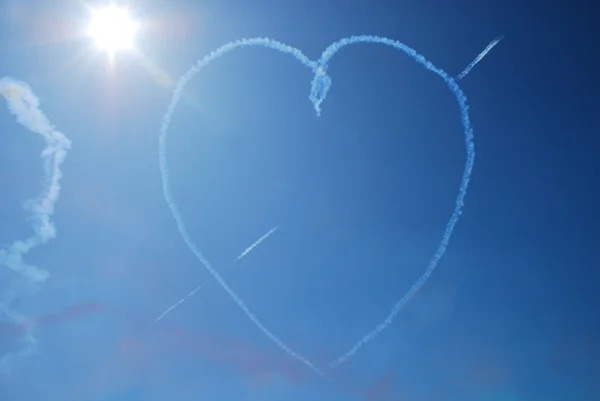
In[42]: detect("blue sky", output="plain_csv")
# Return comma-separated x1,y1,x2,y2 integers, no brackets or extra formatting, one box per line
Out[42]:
1,0,598,400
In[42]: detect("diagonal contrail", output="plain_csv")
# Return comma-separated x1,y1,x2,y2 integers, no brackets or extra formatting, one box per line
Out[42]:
155,225,280,323
457,36,504,80
155,284,204,322
235,225,279,262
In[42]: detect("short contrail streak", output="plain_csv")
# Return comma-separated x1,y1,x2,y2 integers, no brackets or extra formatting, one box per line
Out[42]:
155,225,279,323
235,225,279,262
457,36,504,80
155,284,204,322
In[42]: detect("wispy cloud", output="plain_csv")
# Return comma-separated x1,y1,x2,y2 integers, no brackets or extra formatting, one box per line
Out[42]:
0,77,71,373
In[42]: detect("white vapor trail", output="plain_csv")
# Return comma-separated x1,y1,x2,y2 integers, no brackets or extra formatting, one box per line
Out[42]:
155,283,204,322
457,36,504,80
159,35,497,375
159,38,325,378
0,77,71,372
0,77,71,281
316,35,476,369
235,225,279,262
155,225,278,323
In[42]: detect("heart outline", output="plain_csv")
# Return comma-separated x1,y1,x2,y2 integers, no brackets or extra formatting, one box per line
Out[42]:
158,36,474,376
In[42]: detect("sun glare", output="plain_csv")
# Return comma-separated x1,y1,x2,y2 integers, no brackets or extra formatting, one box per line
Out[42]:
87,4,139,56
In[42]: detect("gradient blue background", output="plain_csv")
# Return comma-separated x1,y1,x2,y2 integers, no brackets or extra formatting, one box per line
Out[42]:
1,0,598,400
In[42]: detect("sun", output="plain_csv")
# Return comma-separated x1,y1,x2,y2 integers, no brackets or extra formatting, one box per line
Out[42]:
87,4,139,56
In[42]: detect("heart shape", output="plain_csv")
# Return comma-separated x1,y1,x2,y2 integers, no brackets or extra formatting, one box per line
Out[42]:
158,35,474,376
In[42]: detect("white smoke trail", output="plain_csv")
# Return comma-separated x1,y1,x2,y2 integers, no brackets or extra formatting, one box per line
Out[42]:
313,35,475,369
159,35,494,374
159,38,325,378
155,283,204,322
235,225,279,262
0,77,71,372
155,225,279,322
457,36,504,80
